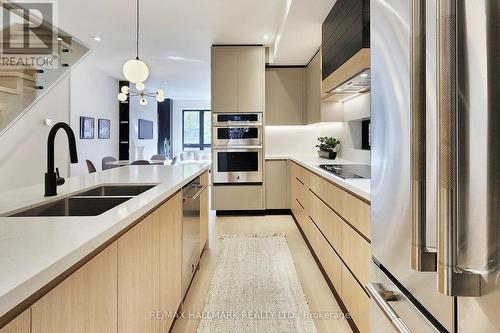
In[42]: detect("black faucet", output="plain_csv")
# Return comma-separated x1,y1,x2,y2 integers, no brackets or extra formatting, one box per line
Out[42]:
45,122,78,196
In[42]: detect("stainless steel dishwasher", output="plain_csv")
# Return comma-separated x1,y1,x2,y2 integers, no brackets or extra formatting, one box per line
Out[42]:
181,177,205,298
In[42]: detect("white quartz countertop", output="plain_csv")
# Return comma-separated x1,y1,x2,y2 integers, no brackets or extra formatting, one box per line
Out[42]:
265,154,370,202
0,164,209,319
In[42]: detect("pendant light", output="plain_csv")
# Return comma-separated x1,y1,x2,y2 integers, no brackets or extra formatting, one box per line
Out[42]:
118,0,165,105
122,0,149,83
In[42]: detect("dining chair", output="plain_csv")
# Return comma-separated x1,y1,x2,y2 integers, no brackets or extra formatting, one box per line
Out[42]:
131,160,150,165
102,156,118,170
151,154,166,161
86,160,97,173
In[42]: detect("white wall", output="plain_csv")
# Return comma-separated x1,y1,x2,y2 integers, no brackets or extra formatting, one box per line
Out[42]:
341,93,371,164
129,95,158,160
70,54,119,176
172,100,210,156
265,123,344,155
265,93,371,164
0,76,70,191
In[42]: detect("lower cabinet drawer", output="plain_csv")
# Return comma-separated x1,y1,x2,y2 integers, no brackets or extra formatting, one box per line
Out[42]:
295,178,308,209
308,219,342,292
309,172,370,239
212,184,264,210
308,191,342,253
341,222,371,288
292,198,308,237
341,264,371,333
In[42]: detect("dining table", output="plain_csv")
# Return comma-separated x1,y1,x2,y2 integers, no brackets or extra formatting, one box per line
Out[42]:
105,159,173,166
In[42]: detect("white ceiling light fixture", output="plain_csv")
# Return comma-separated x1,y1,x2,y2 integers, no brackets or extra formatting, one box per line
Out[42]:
118,0,164,105
92,36,102,42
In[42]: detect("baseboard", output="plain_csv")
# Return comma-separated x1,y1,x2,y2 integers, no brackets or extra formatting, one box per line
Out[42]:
290,214,360,333
265,209,292,215
216,210,266,216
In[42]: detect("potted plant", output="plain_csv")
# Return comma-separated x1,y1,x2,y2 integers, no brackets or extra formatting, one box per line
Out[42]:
316,136,340,159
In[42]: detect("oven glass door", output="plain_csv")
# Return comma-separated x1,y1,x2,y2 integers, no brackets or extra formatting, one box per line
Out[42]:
213,149,262,183
213,127,261,146
213,113,262,126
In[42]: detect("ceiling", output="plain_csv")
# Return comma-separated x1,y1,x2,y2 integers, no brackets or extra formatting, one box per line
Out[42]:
57,0,336,100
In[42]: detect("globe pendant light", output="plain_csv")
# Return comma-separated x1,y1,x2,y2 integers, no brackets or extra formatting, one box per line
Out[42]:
122,0,149,83
118,0,166,106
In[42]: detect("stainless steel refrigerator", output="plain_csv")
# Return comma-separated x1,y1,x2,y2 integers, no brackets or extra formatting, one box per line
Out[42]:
368,0,499,332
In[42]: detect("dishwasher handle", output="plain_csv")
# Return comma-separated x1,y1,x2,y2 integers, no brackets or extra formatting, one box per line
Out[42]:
366,283,412,333
183,184,206,201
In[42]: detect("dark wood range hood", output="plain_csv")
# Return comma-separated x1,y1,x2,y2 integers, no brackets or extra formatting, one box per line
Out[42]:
321,0,370,101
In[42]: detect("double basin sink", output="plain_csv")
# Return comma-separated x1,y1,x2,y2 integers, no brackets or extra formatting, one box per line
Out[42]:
6,185,157,217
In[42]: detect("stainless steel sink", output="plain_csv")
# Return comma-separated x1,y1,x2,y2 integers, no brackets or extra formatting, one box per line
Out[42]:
76,184,157,197
7,196,132,217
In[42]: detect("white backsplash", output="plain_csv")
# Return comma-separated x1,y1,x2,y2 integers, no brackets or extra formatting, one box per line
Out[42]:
265,123,343,156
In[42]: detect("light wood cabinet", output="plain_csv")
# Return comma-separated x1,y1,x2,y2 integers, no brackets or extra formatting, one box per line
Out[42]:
341,221,371,288
288,161,372,333
211,46,264,113
309,172,370,239
238,46,265,113
31,244,118,333
341,264,371,333
265,68,304,125
0,309,30,333
212,184,264,210
265,160,289,209
200,171,209,254
305,51,322,124
158,192,183,331
308,190,342,252
118,192,182,333
211,47,239,113
118,212,161,333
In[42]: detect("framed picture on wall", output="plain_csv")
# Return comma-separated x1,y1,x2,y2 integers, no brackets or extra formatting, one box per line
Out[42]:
98,119,111,139
79,117,95,139
138,119,153,139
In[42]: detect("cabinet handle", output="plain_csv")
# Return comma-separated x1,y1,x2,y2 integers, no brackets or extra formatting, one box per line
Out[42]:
436,0,481,296
410,0,437,272
366,283,412,333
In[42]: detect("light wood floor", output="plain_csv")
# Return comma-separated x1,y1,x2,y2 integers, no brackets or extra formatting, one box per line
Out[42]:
171,211,353,333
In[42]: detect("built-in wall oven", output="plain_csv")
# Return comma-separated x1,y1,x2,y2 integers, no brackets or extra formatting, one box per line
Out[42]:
212,126,262,147
212,148,262,184
212,113,262,126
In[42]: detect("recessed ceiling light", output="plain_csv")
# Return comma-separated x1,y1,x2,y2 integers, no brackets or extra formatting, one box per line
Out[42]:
360,73,368,78
91,36,102,42
168,56,185,61
57,37,63,41
263,34,269,41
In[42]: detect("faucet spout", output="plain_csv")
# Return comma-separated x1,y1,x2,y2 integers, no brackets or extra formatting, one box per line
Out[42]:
45,122,78,196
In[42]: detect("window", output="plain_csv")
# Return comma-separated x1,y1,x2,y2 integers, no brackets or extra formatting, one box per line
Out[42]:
182,110,211,150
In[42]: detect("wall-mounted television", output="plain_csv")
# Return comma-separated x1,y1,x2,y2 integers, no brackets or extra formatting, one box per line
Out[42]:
138,119,153,139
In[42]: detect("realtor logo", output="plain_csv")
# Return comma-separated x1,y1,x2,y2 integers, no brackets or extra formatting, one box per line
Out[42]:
0,1,58,68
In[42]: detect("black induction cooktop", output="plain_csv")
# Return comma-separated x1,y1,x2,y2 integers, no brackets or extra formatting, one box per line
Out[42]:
318,164,371,179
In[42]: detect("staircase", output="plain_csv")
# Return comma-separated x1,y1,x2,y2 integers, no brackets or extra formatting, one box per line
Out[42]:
0,6,90,134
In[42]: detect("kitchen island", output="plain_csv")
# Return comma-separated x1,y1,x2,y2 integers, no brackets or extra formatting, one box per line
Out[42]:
0,164,209,332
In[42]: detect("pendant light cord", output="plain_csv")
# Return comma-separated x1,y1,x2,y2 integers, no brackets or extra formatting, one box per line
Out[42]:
136,0,139,60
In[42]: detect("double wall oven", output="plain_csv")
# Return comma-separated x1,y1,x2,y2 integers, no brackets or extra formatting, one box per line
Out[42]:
212,113,263,184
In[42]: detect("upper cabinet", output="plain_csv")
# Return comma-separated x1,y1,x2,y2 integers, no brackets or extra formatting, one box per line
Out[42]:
211,46,265,113
265,67,304,125
321,0,370,100
304,52,322,124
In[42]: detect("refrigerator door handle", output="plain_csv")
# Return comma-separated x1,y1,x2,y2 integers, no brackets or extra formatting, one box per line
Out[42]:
436,0,481,297
410,0,437,272
367,283,412,333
